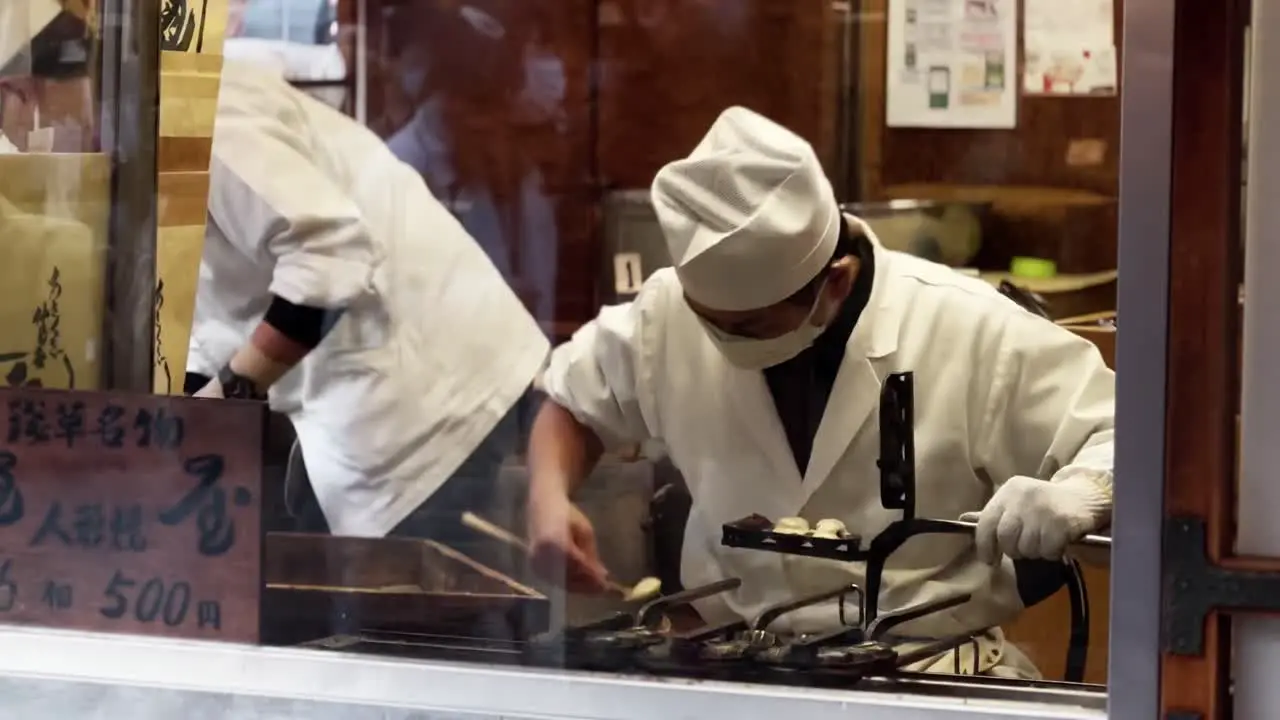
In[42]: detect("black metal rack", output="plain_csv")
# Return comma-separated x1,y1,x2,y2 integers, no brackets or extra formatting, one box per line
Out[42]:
720,372,1096,682
722,372,976,625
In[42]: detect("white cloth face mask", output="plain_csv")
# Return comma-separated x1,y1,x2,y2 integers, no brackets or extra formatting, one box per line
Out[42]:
697,280,830,370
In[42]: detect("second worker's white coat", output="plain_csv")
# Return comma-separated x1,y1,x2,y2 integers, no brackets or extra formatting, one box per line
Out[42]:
188,61,549,537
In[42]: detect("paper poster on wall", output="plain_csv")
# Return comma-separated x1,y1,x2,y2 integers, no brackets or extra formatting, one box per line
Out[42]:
0,155,111,391
886,0,1018,129
1023,0,1117,96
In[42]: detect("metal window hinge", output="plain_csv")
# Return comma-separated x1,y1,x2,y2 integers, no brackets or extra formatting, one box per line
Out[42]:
1163,516,1280,655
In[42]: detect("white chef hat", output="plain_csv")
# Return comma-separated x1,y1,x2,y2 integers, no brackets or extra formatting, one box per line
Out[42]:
651,106,838,311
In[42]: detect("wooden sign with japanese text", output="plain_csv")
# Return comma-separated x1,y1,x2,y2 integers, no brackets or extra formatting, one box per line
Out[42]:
0,388,263,642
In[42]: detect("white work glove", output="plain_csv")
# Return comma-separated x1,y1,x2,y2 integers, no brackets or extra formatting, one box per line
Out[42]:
193,378,224,399
971,474,1110,565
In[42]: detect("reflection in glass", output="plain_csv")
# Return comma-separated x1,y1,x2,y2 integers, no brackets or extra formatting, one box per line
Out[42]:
224,0,1115,701
0,2,107,393
224,0,348,109
385,3,562,326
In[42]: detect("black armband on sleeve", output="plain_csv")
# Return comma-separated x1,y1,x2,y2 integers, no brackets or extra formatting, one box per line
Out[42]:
184,372,212,396
263,294,329,349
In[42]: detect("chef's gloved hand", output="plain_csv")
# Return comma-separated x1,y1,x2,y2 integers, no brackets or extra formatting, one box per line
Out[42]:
193,377,224,399
973,474,1111,565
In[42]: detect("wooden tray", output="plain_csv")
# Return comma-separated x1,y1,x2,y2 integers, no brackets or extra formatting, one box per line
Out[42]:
262,533,549,645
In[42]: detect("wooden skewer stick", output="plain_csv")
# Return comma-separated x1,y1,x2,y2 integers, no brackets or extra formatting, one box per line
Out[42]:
461,511,530,551
459,511,660,600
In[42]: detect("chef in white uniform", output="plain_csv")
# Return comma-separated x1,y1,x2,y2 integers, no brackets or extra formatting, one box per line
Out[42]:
525,107,1113,677
187,60,549,542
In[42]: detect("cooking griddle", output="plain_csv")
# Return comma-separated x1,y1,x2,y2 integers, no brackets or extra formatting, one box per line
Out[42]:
522,576,979,683
523,578,743,669
296,619,1103,709
640,585,978,682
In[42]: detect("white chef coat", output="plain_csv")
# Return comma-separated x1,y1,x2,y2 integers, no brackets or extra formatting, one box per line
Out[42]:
542,221,1114,654
189,60,549,537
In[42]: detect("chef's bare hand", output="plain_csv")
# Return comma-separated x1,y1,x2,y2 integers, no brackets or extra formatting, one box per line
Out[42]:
527,492,610,594
193,378,224,399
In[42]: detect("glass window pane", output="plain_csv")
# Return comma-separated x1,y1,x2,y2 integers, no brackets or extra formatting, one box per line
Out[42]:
257,0,1118,705
0,0,1149,715
1236,4,1280,717
0,0,135,390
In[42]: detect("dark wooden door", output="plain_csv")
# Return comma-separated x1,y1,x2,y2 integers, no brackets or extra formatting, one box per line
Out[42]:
1159,0,1251,716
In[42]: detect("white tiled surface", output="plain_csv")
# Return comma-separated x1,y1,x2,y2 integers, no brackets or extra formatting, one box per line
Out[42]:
0,625,1103,720
0,676,502,720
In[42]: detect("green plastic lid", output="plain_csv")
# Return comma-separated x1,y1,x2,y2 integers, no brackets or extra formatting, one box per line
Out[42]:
1010,256,1058,278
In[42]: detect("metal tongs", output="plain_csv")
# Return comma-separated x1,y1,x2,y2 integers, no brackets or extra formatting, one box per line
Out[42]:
574,579,743,668
667,582,863,664
762,591,975,669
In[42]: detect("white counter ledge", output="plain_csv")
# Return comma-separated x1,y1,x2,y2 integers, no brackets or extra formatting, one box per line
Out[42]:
0,626,1106,720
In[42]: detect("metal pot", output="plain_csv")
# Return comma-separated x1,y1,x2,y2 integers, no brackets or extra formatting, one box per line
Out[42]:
841,199,990,267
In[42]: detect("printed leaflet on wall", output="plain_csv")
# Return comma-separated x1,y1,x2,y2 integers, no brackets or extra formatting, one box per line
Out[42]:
886,0,1019,129
1022,0,1117,96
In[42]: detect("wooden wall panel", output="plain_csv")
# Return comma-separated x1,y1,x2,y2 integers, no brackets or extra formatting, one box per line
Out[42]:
368,0,595,193
855,0,1122,273
858,0,1122,194
358,0,837,333
597,0,840,190
1005,564,1110,683
361,0,597,335
548,194,601,335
